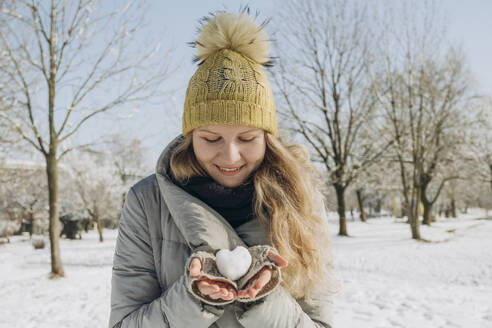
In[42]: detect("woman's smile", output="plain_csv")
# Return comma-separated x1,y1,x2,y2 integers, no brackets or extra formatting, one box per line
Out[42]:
216,164,246,176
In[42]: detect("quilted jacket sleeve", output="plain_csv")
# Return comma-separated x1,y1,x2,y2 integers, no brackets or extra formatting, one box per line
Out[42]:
108,187,225,328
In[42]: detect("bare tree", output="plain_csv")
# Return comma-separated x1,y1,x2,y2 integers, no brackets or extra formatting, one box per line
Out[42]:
67,151,123,243
0,0,174,277
467,97,492,190
270,0,391,236
417,51,472,226
370,1,472,238
106,134,148,209
74,133,148,214
0,160,48,237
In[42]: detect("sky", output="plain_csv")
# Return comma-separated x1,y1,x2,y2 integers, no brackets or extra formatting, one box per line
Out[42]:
444,0,492,93
65,0,492,170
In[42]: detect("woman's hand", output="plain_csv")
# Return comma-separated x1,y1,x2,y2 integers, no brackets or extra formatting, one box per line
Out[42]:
189,257,237,301
237,250,288,299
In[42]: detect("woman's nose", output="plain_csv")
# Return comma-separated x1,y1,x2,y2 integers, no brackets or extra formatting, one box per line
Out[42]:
221,142,242,163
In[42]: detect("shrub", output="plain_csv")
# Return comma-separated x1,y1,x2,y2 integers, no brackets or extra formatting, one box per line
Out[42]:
32,235,46,249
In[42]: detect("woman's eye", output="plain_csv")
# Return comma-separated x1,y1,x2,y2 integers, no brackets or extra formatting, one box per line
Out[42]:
204,138,220,143
203,137,255,143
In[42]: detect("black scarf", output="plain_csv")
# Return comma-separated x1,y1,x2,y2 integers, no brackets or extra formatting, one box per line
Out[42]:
172,174,255,229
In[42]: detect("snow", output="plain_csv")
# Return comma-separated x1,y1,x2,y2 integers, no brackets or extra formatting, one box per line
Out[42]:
331,210,492,328
0,231,115,328
0,210,491,328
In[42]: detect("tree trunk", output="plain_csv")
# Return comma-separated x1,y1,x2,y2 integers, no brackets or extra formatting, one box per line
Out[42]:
420,172,436,226
356,189,367,222
421,182,432,225
422,201,432,226
94,206,104,243
450,198,457,218
334,184,348,236
45,2,64,278
409,188,421,239
121,192,126,210
29,211,34,238
489,163,492,190
410,213,421,239
46,152,64,278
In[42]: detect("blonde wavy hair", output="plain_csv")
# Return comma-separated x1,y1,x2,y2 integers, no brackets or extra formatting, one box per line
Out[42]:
170,131,337,302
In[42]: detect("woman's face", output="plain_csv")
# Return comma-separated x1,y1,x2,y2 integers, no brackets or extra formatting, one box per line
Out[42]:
192,124,266,187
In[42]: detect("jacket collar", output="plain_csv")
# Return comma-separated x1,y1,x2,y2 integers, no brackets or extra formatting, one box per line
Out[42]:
155,134,269,252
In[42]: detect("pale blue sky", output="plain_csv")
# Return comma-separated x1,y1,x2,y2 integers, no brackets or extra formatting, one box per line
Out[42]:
444,0,492,93
75,0,492,170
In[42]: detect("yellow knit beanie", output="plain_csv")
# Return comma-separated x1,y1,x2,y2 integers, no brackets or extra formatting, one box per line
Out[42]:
182,8,278,137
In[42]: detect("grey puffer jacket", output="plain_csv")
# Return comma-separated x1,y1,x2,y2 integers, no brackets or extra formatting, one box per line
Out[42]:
108,134,333,328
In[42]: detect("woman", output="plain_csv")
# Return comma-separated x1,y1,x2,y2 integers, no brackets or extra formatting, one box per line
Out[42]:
109,8,335,328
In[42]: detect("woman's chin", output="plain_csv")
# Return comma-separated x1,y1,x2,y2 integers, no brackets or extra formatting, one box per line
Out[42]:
214,177,242,188
208,165,249,187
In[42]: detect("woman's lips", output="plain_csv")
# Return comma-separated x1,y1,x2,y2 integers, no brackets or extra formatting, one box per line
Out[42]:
215,164,245,176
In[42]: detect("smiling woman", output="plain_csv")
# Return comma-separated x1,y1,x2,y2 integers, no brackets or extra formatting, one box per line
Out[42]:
109,6,336,328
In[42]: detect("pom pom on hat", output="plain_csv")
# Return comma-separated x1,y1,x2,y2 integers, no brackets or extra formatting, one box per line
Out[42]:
188,6,274,67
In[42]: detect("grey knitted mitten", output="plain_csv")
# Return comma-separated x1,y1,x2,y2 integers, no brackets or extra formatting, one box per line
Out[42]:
184,250,238,306
236,245,282,303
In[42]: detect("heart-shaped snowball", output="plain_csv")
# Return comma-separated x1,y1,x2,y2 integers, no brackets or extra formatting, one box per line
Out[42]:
216,246,252,281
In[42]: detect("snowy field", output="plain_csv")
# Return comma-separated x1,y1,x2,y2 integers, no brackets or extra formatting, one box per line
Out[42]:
0,210,491,328
330,210,492,328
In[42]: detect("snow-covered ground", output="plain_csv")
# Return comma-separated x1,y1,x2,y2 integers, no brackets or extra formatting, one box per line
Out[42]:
0,210,491,328
330,209,492,328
